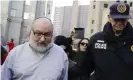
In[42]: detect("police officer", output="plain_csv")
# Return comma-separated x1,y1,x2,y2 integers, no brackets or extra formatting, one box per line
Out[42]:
69,1,133,80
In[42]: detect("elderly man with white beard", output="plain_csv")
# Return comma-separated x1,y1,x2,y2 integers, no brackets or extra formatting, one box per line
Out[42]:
1,17,68,80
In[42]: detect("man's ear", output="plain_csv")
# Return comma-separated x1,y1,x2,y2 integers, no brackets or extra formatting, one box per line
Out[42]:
108,15,111,22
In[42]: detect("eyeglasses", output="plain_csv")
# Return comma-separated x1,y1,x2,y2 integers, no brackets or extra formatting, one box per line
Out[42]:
80,42,88,46
32,29,52,39
113,19,128,22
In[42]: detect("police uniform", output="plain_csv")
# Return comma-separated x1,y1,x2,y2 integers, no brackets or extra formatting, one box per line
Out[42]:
69,2,133,80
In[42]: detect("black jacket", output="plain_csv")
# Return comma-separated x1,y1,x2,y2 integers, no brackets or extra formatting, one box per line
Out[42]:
1,45,8,65
74,51,86,64
73,51,90,80
69,22,133,80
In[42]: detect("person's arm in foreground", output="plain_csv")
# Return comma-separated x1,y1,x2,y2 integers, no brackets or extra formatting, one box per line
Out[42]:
1,48,16,80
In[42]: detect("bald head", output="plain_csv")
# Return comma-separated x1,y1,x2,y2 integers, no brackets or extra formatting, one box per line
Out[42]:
32,17,53,31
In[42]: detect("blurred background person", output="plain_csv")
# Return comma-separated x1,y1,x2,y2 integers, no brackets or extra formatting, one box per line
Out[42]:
67,37,76,61
74,38,89,64
54,35,76,67
54,35,69,53
6,38,14,52
73,38,90,80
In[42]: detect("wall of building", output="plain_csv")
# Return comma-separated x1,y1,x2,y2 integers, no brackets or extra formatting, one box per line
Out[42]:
7,1,25,46
35,1,45,18
70,1,79,31
46,1,53,19
20,1,37,44
53,5,89,37
61,6,72,37
1,0,53,45
84,1,101,38
78,5,89,28
0,1,10,45
101,8,109,31
53,7,64,37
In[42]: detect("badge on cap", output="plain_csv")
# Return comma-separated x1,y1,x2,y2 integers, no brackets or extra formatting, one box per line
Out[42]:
131,45,133,52
117,4,126,13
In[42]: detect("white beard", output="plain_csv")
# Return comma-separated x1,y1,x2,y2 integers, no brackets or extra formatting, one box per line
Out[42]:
29,42,53,53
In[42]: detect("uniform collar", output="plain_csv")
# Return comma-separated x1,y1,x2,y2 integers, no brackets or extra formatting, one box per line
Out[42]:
103,22,133,42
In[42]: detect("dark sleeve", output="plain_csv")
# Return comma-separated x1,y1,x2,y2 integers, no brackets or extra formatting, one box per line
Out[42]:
68,40,94,78
1,46,7,56
1,46,8,65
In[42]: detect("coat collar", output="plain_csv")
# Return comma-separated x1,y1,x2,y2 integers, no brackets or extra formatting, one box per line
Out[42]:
103,22,133,42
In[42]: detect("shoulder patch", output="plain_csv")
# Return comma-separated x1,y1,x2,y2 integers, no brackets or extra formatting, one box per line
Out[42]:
131,45,133,52
94,40,107,49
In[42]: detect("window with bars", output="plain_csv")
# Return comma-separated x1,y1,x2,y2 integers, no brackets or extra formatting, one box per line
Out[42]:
130,2,132,7
91,29,94,33
92,20,94,24
25,0,30,5
104,4,108,8
93,5,96,9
